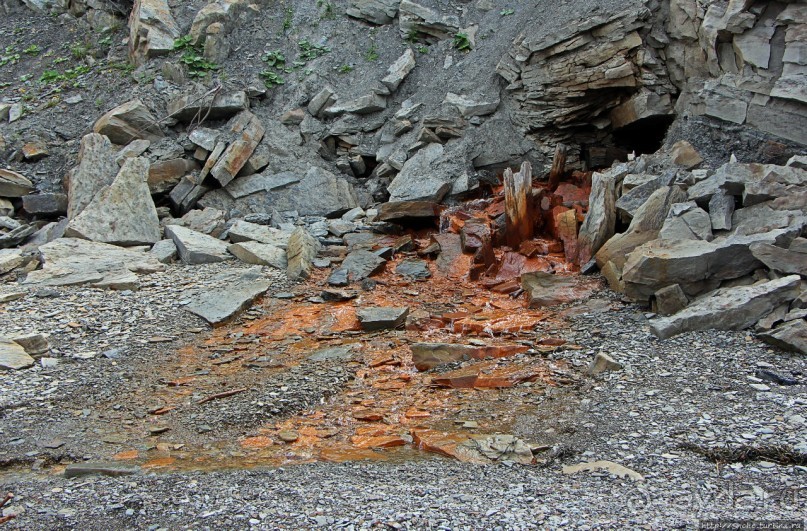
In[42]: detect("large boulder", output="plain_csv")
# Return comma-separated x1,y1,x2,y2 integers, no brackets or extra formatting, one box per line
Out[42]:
649,276,801,339
129,0,181,65
66,157,161,246
387,143,463,203
622,226,804,300
23,238,164,289
67,133,119,219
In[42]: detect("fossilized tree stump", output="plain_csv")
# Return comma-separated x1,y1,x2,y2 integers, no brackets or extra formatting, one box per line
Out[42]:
504,161,533,248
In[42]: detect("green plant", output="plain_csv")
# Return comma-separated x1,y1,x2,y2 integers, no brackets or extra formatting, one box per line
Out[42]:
453,32,472,52
259,69,284,87
0,47,20,68
298,39,330,61
417,45,429,54
337,64,353,74
98,35,113,47
23,44,41,55
365,43,379,62
174,35,219,78
500,8,514,16
70,41,92,60
52,56,68,65
282,7,293,31
405,29,420,43
39,65,92,85
262,50,286,68
19,73,33,82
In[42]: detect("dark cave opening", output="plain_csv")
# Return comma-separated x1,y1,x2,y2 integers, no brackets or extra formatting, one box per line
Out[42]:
612,114,676,157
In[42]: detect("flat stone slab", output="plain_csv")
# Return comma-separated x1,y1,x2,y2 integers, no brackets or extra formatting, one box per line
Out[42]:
521,272,594,308
395,259,431,280
23,238,164,289
165,225,231,264
357,307,409,331
184,272,272,326
228,241,287,269
64,462,141,478
0,338,35,370
650,275,801,339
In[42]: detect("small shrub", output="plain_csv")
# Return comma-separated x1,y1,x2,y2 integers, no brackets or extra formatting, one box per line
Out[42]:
23,44,41,55
453,32,472,52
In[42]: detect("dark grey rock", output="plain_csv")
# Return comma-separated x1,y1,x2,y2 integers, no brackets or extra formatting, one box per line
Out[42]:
395,259,431,279
357,306,409,331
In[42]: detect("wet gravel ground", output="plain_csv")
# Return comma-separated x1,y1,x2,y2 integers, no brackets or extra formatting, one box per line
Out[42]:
1,274,806,529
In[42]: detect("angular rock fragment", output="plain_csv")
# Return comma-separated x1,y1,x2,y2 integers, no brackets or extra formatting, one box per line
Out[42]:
444,92,500,118
66,157,161,245
325,94,387,116
0,249,24,275
330,250,386,285
129,0,181,64
381,49,416,92
586,353,623,376
652,284,688,316
228,220,291,248
169,176,210,215
93,100,163,145
148,158,199,194
12,333,50,357
0,338,34,370
395,259,431,280
387,144,456,202
649,276,801,339
377,201,440,221
185,271,272,326
658,202,713,242
357,307,409,331
399,0,460,41
708,190,735,231
577,171,616,264
168,90,248,123
228,241,287,269
346,0,399,24
67,133,120,218
0,169,34,198
164,225,231,264
149,239,177,263
286,227,320,281
205,111,265,187
225,172,301,199
749,242,807,276
521,272,593,308
21,193,67,216
759,319,807,355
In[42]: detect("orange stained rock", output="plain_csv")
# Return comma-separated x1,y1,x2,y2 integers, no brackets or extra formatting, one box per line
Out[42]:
411,429,471,460
351,435,407,449
142,457,176,469
113,449,139,460
404,408,431,418
240,436,274,449
451,309,548,335
431,361,551,389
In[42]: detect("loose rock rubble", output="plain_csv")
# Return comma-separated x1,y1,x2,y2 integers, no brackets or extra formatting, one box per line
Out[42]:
0,0,805,527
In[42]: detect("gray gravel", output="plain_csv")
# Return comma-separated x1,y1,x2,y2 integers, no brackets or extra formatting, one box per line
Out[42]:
1,275,806,529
